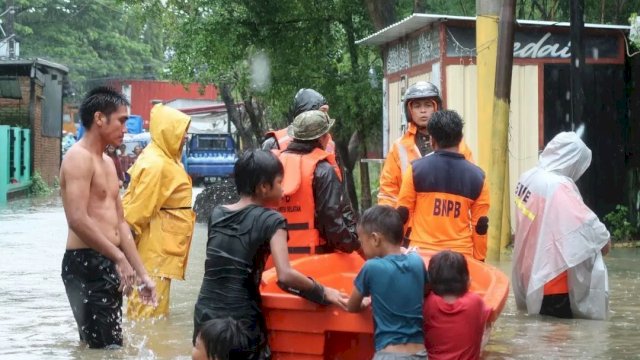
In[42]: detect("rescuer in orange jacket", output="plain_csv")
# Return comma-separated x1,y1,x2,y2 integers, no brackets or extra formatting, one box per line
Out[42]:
397,110,489,261
273,110,359,263
378,81,473,207
262,88,336,154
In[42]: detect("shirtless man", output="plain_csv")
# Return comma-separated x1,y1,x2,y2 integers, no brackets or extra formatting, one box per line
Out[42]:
60,86,156,349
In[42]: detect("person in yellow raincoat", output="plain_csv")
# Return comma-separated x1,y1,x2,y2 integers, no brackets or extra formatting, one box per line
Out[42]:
122,103,196,319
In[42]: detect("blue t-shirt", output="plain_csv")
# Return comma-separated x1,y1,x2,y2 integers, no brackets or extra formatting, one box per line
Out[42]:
354,251,428,351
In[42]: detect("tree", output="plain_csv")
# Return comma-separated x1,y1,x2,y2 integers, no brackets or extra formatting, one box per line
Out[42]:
2,0,168,99
132,0,383,212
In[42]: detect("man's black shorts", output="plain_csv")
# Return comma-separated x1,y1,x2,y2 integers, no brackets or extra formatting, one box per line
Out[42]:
61,249,123,348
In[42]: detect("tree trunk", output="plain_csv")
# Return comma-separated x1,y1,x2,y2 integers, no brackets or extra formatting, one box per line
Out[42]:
362,0,396,30
413,0,426,13
243,96,265,144
336,138,360,214
220,82,254,149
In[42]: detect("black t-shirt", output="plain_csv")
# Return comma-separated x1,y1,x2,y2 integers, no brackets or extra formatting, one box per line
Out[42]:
193,204,286,343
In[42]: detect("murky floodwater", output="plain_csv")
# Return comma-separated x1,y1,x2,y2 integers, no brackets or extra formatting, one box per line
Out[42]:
1,195,639,359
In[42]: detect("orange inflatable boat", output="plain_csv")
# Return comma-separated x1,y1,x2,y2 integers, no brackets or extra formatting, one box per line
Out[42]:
260,250,509,360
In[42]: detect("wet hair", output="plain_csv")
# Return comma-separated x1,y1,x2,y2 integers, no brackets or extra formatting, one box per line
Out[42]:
358,205,404,245
234,149,284,196
197,318,253,360
427,110,464,149
79,86,130,130
428,250,470,297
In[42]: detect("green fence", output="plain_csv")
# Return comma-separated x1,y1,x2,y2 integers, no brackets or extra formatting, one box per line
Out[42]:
0,125,31,203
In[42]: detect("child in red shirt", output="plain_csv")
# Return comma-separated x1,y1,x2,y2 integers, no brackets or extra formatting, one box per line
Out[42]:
423,251,491,360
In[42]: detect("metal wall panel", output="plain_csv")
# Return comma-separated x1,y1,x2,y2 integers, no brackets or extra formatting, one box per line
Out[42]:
387,80,401,153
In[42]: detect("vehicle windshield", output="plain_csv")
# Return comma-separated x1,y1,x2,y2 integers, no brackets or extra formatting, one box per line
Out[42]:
197,136,227,150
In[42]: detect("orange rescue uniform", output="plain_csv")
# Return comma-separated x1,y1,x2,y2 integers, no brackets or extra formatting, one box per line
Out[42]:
378,122,473,207
266,148,342,267
397,150,489,261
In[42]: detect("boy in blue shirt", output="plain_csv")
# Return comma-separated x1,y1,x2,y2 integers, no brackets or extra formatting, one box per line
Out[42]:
347,205,428,360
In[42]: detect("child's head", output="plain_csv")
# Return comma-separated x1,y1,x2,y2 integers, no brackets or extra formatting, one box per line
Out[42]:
428,250,470,297
234,149,284,203
357,205,404,259
192,318,252,360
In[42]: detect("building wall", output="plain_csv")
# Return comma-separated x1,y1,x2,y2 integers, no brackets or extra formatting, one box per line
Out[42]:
0,77,30,128
445,64,539,230
0,76,60,185
445,65,478,154
387,80,402,150
32,80,61,185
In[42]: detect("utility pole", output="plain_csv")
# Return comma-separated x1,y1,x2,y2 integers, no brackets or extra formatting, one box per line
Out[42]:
476,0,501,172
570,0,586,128
477,0,505,261
488,0,516,261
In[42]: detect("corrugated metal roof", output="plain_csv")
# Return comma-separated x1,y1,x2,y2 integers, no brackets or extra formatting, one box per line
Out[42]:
356,13,631,46
0,58,69,73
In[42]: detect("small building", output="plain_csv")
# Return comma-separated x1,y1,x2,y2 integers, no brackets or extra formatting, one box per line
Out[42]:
107,80,218,129
357,14,630,218
0,58,68,188
164,99,237,135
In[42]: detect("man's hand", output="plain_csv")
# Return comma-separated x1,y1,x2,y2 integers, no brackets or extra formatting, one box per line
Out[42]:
137,275,158,307
323,286,349,310
601,239,612,256
115,256,136,294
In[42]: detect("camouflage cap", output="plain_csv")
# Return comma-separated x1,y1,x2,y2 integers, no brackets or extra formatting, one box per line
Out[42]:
288,110,335,141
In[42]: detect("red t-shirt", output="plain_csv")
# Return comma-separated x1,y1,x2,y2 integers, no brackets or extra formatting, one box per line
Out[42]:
424,291,491,360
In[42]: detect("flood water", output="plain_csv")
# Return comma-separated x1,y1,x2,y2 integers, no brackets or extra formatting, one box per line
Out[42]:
1,195,639,359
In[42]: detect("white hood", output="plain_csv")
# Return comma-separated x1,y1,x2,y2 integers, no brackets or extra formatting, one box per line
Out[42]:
538,131,592,181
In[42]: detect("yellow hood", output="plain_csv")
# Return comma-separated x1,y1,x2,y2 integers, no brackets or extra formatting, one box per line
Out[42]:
149,104,191,160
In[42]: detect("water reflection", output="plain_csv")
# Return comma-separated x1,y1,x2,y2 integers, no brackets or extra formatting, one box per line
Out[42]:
1,197,639,359
485,248,640,359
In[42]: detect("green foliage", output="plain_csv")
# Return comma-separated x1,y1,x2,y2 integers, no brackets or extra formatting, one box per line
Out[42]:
512,0,640,24
603,205,636,242
134,0,383,148
29,171,51,196
1,0,169,99
629,12,640,49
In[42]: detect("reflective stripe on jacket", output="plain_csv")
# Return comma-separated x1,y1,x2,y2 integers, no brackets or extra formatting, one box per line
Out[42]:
397,150,489,260
378,122,473,207
276,148,343,255
123,104,196,280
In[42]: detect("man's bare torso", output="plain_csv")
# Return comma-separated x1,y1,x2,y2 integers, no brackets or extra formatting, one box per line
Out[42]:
61,142,122,249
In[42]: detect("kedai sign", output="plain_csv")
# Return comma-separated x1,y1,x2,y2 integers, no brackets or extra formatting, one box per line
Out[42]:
445,26,618,60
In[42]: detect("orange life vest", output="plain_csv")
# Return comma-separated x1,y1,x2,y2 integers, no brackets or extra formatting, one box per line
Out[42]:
277,148,342,254
265,128,293,151
265,128,336,154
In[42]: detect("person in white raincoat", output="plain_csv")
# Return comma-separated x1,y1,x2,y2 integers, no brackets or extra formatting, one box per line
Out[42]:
512,131,611,320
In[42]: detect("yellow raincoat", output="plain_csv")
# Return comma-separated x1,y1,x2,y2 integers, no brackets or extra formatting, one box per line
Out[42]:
123,104,195,318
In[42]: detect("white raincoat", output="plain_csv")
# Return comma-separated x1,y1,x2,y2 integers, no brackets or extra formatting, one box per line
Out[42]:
512,132,610,320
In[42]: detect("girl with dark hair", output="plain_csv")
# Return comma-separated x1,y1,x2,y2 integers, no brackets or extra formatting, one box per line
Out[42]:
423,251,491,360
